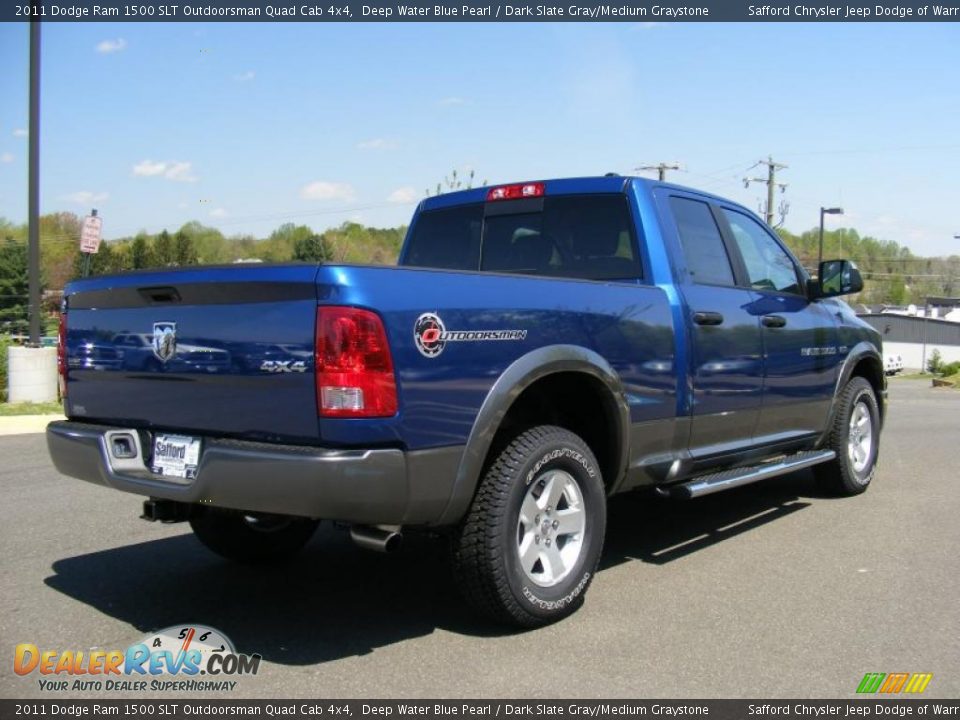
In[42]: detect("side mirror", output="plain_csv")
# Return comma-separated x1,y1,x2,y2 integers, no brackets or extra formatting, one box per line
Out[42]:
815,259,864,298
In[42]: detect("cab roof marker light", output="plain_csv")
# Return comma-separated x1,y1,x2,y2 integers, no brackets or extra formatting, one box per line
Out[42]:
486,183,545,202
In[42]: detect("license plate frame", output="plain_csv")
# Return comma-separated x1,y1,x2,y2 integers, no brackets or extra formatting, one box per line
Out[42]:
151,434,201,481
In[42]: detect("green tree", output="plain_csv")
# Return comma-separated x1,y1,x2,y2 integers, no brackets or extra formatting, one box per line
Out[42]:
0,239,29,333
40,212,81,291
153,230,174,266
130,232,152,269
293,233,333,262
177,221,227,264
73,241,122,277
887,275,908,305
258,223,316,262
174,231,198,266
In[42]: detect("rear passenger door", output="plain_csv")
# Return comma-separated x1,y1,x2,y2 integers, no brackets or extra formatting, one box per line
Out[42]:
718,208,839,441
665,194,765,458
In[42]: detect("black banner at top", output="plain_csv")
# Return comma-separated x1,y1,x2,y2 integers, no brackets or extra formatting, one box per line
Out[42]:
4,0,959,22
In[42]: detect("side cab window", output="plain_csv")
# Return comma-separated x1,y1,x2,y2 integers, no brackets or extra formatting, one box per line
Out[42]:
720,209,803,295
668,196,735,286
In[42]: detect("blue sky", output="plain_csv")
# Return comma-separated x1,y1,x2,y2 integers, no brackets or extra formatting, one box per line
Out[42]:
0,22,958,255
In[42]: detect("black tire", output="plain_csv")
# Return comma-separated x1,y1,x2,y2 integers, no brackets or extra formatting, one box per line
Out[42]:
814,376,881,496
452,425,606,628
189,507,319,564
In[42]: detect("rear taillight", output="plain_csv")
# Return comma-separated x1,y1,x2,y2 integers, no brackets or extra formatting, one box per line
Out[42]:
57,311,67,398
315,306,397,418
486,182,544,202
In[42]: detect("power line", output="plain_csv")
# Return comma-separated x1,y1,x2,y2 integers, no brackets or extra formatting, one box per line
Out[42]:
779,143,960,158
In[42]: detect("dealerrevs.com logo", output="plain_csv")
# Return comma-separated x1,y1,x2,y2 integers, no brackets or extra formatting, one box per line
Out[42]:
414,312,527,358
14,625,260,693
856,672,933,694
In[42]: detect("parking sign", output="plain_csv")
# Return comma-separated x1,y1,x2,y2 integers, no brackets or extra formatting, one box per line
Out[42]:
80,214,102,254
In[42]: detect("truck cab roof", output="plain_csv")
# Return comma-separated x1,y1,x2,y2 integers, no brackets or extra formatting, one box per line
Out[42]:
419,174,753,218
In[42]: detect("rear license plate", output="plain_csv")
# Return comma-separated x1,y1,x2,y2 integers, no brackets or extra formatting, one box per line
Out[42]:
152,434,201,480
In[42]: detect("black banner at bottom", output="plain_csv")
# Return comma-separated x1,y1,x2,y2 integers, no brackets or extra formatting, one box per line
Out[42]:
2,700,957,720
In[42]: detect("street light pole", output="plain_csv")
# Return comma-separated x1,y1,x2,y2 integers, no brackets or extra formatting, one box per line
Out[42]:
27,20,41,345
818,206,844,269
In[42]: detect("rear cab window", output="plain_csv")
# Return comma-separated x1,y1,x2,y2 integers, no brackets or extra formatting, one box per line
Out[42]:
402,204,483,271
402,194,642,282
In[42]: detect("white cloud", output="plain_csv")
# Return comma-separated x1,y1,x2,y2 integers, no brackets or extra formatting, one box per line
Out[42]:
12,129,27,138
164,161,197,182
387,187,418,204
0,152,12,164
132,160,166,177
209,207,229,218
132,160,198,182
300,181,355,202
233,71,255,82
437,97,468,106
62,190,109,205
357,138,395,150
96,38,127,54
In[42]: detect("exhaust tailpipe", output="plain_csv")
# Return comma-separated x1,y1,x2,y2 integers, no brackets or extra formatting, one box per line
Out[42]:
350,525,402,553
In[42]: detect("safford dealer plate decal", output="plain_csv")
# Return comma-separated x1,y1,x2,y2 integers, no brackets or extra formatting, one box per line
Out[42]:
152,434,201,480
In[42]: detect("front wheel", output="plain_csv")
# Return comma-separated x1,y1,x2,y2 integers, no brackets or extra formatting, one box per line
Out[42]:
815,376,881,495
452,425,606,627
189,507,319,564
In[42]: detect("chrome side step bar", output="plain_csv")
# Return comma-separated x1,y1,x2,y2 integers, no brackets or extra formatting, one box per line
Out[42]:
664,449,836,499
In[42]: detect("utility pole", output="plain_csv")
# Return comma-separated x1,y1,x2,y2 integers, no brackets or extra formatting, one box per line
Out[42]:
637,162,681,181
743,156,788,227
27,20,41,345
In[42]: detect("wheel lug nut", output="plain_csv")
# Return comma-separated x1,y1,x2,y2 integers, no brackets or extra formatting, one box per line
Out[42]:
535,535,540,544
535,514,540,523
552,520,559,530
545,538,551,547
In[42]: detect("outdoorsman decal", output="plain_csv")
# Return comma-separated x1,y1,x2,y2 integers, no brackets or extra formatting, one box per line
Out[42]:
414,312,527,358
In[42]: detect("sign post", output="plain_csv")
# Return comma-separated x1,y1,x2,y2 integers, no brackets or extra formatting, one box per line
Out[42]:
79,209,102,277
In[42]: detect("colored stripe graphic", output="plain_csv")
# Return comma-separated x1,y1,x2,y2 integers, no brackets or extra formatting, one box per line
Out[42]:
857,672,932,694
880,673,910,693
903,674,933,693
857,673,886,693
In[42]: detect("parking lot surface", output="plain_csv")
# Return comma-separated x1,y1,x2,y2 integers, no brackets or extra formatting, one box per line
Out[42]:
1,379,958,698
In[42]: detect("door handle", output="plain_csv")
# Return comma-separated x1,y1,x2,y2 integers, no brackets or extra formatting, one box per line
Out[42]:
762,315,787,328
693,311,724,326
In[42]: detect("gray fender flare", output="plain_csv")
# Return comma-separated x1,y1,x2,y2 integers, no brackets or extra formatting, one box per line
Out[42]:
435,344,630,526
818,341,885,447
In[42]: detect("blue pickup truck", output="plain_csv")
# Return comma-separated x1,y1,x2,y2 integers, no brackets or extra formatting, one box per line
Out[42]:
47,176,884,626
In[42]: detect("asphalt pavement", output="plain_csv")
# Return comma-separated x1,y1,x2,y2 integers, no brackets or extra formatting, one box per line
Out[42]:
1,379,958,699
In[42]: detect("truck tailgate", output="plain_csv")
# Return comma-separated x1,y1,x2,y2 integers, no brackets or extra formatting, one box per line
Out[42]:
63,265,321,443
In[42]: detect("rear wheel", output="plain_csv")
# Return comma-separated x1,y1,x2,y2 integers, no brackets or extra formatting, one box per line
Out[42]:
815,376,880,495
452,425,606,627
189,507,319,564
